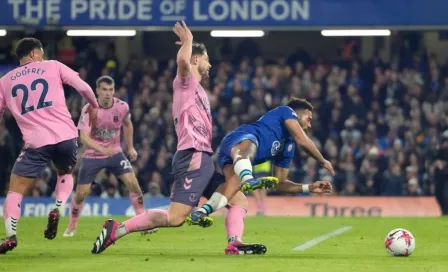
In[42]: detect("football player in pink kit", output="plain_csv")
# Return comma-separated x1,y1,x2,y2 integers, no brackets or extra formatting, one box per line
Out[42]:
63,76,152,237
91,21,264,255
0,38,99,254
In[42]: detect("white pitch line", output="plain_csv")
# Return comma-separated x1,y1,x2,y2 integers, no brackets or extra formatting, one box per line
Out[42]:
292,226,353,251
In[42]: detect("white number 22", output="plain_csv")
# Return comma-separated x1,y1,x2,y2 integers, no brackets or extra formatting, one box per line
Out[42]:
120,160,132,169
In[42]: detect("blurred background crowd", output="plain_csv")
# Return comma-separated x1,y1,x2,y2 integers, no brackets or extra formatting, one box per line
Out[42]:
0,31,447,200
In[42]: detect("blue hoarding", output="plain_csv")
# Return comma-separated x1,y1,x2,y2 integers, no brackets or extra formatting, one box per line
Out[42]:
0,0,447,28
0,197,171,217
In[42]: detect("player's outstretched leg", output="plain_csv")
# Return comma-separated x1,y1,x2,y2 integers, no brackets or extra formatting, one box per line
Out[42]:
92,149,215,253
45,173,74,240
1,174,35,254
91,204,188,254
118,172,158,236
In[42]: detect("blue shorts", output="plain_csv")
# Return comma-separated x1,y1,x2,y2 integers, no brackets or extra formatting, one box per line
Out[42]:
217,131,259,170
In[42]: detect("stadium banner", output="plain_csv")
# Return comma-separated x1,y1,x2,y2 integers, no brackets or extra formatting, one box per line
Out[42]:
233,196,442,217
0,197,171,217
0,196,441,217
1,0,448,28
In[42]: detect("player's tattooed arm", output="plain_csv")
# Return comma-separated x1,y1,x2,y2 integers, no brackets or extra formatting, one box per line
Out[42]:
272,166,332,194
123,118,138,161
173,21,193,77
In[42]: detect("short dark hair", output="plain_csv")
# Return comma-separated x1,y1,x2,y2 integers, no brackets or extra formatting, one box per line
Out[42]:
286,97,314,112
96,76,115,88
192,41,207,56
15,38,43,59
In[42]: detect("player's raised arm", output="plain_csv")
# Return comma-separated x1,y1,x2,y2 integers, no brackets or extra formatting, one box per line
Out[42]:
56,61,99,108
173,21,193,77
272,166,332,194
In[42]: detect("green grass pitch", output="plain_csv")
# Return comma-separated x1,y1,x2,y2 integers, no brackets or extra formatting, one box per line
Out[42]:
1,216,448,272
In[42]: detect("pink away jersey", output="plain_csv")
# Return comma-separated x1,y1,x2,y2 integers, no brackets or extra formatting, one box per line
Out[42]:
172,74,213,154
78,98,130,159
0,60,98,149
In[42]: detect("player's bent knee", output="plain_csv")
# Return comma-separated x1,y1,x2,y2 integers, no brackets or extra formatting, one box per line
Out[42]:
231,141,257,161
232,149,250,160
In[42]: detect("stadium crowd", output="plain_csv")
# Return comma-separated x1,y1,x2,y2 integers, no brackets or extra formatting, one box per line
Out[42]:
0,35,447,198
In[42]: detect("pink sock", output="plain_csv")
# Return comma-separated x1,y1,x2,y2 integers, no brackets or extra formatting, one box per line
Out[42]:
129,192,144,215
55,174,74,213
121,209,168,236
257,201,266,213
4,191,23,237
225,205,246,244
68,198,84,230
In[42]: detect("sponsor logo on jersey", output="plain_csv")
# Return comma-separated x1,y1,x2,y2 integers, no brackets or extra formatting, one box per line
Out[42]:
93,128,117,141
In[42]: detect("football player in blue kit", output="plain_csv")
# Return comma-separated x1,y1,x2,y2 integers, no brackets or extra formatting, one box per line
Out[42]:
187,97,335,227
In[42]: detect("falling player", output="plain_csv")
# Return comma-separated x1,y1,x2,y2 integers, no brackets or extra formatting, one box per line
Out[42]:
188,98,335,227
63,76,152,237
91,21,268,255
0,38,99,254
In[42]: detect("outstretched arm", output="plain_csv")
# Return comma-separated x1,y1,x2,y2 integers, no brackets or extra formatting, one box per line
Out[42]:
285,119,335,175
57,61,99,108
273,166,332,194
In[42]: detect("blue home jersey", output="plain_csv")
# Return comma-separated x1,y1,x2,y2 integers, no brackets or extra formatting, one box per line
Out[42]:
218,106,298,169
